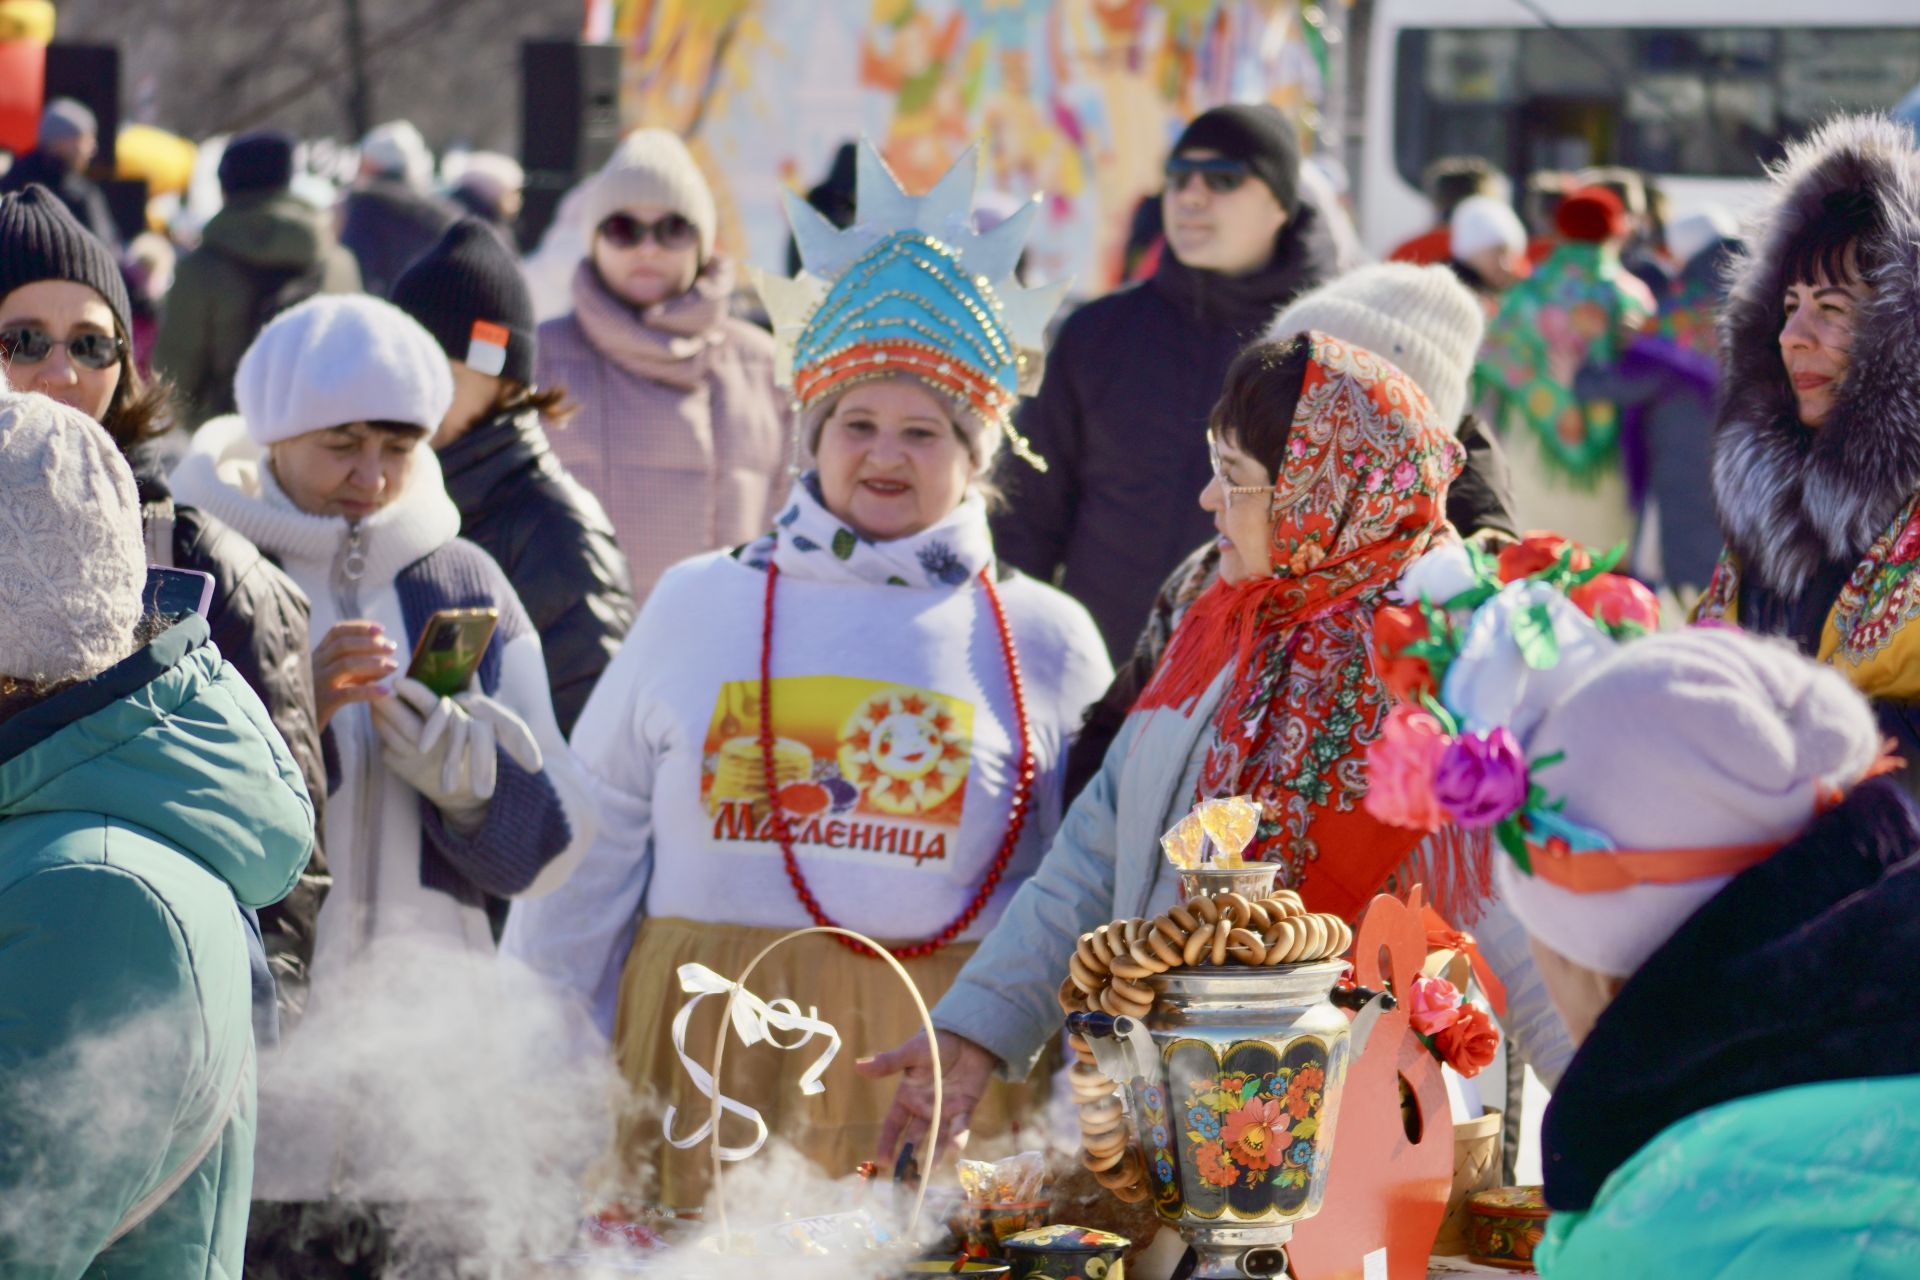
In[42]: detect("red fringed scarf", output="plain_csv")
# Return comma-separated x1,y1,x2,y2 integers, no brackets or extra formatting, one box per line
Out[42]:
1138,333,1470,922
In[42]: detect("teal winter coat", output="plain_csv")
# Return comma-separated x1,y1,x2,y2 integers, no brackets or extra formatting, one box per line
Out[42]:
0,617,313,1279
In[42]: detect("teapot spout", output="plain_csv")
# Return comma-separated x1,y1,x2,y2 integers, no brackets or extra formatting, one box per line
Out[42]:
1346,990,1396,1060
1064,1011,1158,1084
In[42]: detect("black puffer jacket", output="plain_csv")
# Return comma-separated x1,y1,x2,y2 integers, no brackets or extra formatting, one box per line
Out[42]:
437,409,636,735
992,201,1341,661
131,462,329,1017
339,179,458,298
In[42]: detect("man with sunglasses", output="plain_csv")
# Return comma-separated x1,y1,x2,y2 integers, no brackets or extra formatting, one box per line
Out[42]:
991,103,1339,664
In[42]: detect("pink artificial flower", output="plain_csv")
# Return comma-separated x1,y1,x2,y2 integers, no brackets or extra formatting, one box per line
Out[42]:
1431,728,1529,828
1364,705,1451,832
1406,974,1464,1037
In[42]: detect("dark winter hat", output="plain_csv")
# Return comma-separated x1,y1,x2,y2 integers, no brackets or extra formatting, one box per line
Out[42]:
1172,104,1302,217
1555,186,1629,244
389,217,535,386
218,130,297,197
0,184,132,335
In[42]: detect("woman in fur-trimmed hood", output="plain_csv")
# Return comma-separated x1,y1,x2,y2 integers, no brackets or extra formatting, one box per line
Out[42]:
1698,115,1920,788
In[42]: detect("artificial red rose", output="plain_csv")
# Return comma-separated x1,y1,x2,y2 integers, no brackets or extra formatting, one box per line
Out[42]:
1497,532,1591,583
1569,573,1661,631
1371,604,1436,703
1433,1004,1501,1078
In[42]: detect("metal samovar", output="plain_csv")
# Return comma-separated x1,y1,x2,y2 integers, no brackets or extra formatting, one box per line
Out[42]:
1067,870,1393,1279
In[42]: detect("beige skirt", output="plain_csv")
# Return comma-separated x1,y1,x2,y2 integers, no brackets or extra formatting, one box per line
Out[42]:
610,916,1050,1213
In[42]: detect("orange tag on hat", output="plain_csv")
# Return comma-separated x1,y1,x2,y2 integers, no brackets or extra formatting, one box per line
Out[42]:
466,320,509,377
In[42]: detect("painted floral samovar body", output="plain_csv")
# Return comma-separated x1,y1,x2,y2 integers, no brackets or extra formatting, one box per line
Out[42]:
1068,874,1390,1279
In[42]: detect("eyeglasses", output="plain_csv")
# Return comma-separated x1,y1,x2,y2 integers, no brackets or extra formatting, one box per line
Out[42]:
596,211,699,251
1208,431,1271,508
0,327,125,370
1166,156,1252,196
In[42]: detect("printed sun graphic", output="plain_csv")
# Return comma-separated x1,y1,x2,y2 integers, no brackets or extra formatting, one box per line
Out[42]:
838,687,970,816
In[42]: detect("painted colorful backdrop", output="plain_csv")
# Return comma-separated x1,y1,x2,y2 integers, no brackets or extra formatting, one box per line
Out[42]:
606,0,1342,291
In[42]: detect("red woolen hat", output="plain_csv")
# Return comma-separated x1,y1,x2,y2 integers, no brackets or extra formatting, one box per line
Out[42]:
1555,186,1629,243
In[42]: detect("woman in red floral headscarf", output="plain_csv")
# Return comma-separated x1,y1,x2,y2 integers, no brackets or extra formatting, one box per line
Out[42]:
863,330,1469,1158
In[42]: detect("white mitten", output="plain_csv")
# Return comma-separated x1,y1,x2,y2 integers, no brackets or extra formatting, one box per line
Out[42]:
370,677,494,830
454,688,542,776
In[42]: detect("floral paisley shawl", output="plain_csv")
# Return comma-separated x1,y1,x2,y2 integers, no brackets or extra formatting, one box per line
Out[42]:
1139,332,1465,920
1474,242,1654,486
1697,490,1920,702
1649,268,1721,362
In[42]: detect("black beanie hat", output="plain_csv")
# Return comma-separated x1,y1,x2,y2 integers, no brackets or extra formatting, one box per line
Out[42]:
1173,104,1302,217
0,184,132,335
390,217,535,386
219,130,297,197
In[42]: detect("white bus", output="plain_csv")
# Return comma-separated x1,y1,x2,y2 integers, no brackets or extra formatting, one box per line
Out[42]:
1357,0,1920,255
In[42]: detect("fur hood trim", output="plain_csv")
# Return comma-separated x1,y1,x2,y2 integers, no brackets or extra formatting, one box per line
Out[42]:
1711,115,1920,597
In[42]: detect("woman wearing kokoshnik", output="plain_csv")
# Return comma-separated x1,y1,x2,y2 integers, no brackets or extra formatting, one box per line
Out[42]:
867,327,1495,1167
1697,115,1920,796
499,144,1110,1207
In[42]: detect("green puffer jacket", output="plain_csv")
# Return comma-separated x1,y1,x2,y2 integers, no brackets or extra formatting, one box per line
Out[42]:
151,188,362,431
0,616,313,1279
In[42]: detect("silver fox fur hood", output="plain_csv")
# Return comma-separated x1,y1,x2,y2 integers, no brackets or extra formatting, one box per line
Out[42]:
1712,115,1920,599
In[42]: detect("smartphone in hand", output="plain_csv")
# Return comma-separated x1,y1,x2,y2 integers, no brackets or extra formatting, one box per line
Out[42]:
406,608,500,697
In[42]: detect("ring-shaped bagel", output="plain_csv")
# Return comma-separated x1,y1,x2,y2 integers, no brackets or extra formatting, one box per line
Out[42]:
1068,951,1105,994
1146,929,1185,970
1182,921,1217,968
1226,927,1266,965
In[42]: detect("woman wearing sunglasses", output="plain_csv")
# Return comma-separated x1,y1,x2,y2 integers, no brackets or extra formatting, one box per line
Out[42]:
0,183,331,1036
867,330,1475,1163
537,129,789,609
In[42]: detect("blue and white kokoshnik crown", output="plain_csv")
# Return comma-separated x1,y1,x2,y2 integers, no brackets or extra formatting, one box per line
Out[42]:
751,140,1067,470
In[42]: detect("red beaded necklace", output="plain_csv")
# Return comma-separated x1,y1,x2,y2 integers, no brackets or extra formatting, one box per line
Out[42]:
759,557,1035,960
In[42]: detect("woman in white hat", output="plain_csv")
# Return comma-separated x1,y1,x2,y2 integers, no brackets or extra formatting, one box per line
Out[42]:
170,294,594,1272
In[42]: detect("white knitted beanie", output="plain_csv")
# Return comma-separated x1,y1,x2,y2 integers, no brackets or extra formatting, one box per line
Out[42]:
1498,628,1883,977
0,392,145,685
360,119,434,191
1448,195,1528,261
235,294,454,446
1268,263,1484,430
583,129,718,260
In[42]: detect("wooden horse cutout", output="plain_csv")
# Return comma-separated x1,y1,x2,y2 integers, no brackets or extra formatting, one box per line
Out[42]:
1287,889,1452,1279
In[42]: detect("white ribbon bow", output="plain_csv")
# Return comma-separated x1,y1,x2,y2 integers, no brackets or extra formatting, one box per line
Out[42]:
661,962,843,1162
